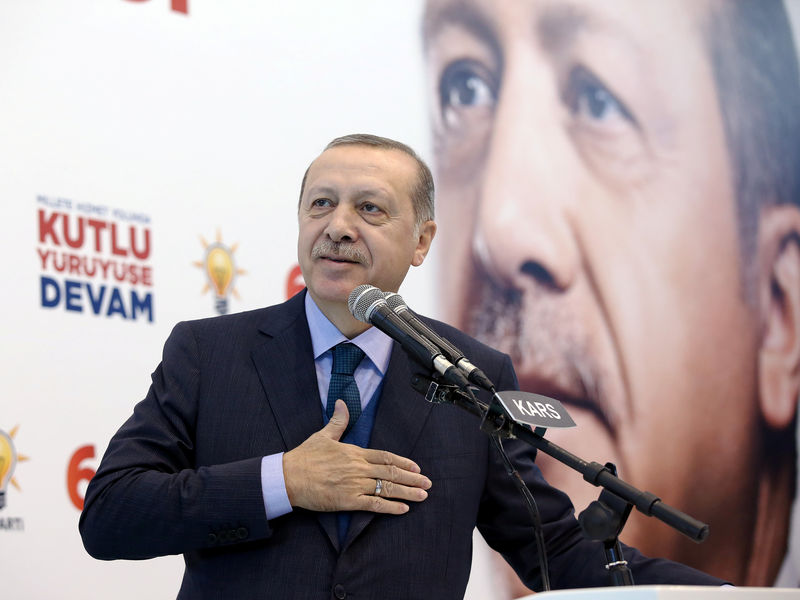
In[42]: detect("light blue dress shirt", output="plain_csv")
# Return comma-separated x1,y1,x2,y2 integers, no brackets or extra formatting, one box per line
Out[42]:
259,293,393,520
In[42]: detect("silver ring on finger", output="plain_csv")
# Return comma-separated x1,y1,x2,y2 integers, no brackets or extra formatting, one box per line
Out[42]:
374,478,383,496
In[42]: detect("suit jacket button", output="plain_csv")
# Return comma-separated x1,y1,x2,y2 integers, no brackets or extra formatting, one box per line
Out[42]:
333,583,346,599
237,527,248,539
207,533,217,544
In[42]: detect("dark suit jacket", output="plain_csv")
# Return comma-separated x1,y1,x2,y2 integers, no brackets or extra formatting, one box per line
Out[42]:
80,291,723,598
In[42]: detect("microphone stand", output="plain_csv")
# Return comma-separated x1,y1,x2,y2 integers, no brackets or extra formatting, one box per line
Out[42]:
410,374,709,586
578,462,635,586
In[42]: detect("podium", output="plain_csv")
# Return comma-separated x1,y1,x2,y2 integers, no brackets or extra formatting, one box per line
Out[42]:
524,586,800,599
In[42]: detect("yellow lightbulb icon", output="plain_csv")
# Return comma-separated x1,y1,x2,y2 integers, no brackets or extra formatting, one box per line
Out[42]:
206,246,234,297
194,230,247,316
0,429,18,510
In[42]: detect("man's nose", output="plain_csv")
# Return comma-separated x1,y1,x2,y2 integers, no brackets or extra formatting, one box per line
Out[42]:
473,68,580,293
324,204,358,243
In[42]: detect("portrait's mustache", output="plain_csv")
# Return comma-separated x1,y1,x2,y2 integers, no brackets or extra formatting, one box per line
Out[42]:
311,240,369,265
465,273,617,435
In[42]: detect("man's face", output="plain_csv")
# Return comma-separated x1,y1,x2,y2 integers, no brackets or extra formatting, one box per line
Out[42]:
425,0,762,563
298,144,434,314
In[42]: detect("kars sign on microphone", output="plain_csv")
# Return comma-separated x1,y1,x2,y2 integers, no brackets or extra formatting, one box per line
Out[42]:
494,391,577,429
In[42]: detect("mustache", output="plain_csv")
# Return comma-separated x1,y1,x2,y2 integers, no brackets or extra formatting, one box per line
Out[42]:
311,240,369,264
465,272,617,436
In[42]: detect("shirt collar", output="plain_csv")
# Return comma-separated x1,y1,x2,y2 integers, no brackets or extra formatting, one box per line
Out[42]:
305,292,393,375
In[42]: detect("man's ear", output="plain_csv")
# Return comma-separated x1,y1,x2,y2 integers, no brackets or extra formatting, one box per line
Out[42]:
758,204,800,429
411,220,437,267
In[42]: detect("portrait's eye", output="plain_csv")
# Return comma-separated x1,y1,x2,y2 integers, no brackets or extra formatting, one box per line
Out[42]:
438,59,497,130
311,198,332,208
361,203,380,213
562,64,649,184
565,66,636,128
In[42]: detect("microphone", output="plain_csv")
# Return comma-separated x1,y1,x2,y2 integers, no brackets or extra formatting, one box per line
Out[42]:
384,292,496,392
348,285,470,389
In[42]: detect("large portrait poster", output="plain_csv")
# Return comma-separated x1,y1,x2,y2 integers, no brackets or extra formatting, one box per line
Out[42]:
1,1,799,598
427,0,800,594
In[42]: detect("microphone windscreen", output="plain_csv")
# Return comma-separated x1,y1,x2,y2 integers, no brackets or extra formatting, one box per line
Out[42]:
348,284,384,322
348,284,375,316
383,292,407,311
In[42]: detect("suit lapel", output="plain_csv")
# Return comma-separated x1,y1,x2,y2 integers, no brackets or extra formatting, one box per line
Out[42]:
251,292,323,452
343,343,434,550
250,292,342,551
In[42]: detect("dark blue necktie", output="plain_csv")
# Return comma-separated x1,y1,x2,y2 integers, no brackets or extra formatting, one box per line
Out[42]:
326,342,365,432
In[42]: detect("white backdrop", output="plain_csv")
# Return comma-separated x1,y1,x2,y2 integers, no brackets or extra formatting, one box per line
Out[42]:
0,2,447,598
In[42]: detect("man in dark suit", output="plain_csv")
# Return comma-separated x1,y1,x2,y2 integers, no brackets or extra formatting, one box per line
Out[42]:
79,134,724,598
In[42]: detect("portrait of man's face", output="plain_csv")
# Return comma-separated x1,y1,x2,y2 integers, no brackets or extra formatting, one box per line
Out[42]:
425,0,800,586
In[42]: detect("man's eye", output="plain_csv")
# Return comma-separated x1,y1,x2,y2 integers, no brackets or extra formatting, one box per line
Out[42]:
438,60,497,127
361,203,380,213
312,198,332,208
565,66,635,126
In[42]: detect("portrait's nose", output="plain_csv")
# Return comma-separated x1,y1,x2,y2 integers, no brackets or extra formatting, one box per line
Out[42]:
473,64,580,293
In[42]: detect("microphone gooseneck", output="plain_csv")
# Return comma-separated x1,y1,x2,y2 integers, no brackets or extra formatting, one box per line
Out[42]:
383,292,496,392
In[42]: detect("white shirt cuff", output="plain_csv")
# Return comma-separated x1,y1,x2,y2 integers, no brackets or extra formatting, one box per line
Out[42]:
260,453,292,520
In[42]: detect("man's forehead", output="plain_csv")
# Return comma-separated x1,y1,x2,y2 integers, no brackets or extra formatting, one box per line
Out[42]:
303,145,417,197
311,145,412,170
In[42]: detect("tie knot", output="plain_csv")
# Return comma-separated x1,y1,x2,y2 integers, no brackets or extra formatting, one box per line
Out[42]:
331,342,365,376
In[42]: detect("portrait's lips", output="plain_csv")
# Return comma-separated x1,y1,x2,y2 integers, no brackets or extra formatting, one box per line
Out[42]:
515,370,614,437
465,266,617,438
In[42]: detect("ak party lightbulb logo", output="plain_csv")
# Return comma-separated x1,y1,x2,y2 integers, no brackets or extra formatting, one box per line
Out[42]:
0,426,29,510
194,230,246,315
